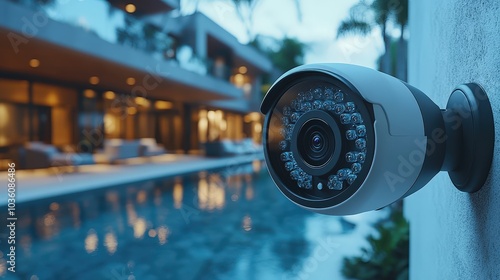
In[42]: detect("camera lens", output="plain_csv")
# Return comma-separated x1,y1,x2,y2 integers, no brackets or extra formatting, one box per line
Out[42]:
263,74,374,205
296,118,336,168
311,133,323,151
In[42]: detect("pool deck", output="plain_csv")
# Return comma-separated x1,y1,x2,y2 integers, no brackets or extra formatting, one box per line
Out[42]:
0,152,264,206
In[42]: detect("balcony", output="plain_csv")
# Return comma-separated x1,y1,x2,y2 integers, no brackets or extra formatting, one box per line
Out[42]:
0,0,245,101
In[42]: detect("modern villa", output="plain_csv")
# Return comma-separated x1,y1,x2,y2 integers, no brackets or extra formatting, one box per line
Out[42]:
0,0,273,169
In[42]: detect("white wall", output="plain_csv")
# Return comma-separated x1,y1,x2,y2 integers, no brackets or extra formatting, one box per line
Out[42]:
406,0,500,279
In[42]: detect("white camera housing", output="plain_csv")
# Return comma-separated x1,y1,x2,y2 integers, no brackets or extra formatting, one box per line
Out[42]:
260,63,494,215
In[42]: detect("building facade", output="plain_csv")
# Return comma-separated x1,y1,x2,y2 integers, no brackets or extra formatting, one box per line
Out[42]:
0,0,272,166
406,0,500,279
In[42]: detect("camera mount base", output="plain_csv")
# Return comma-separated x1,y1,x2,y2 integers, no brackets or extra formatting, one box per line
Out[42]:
445,83,494,193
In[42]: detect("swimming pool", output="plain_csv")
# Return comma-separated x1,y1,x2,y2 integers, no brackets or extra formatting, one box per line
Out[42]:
0,161,385,280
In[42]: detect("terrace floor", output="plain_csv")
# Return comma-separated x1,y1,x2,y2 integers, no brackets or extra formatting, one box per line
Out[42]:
0,152,265,206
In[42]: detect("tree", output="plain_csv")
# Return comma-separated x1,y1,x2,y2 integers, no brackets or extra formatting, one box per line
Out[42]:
250,36,307,98
268,37,306,72
393,0,408,81
336,0,408,80
229,0,302,41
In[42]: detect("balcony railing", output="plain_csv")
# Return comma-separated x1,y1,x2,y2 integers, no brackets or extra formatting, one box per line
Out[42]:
7,0,245,85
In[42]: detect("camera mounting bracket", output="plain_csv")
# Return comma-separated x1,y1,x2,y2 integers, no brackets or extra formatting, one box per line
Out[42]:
444,83,494,193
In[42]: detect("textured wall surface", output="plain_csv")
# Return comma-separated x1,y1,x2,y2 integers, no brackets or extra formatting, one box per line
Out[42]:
406,0,500,279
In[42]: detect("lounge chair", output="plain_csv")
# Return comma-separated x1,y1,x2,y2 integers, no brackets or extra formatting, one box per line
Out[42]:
139,138,165,157
95,139,142,163
19,142,95,169
203,139,246,157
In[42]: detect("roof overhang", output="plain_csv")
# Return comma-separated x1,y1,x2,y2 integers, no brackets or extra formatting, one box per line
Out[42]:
107,0,179,15
0,1,241,102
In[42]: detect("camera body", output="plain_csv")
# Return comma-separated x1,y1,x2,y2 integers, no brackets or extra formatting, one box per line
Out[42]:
261,63,493,215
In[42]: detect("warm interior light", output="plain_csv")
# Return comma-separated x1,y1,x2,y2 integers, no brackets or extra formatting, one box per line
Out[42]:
234,74,245,87
104,113,117,134
126,77,136,85
207,110,215,121
0,104,8,128
244,112,261,122
29,59,40,68
127,107,137,115
238,66,248,74
104,91,116,100
254,122,262,133
83,89,96,99
89,76,99,85
125,3,136,13
243,83,252,96
135,97,150,107
155,100,173,110
220,120,227,131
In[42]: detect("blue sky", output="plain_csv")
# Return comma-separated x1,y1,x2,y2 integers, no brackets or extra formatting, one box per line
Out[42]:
50,0,382,69
191,0,383,68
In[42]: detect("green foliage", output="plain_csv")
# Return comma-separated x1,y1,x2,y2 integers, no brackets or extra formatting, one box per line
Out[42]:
336,0,409,40
117,18,173,55
336,19,372,38
249,37,307,72
266,37,307,72
251,36,306,98
341,209,409,280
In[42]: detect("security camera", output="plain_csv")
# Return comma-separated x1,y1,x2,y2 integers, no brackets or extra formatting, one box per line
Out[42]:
260,63,494,215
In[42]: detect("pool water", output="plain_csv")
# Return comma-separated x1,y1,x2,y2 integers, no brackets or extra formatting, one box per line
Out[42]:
0,161,385,280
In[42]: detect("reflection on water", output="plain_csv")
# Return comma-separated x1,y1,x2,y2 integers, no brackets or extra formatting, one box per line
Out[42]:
0,252,5,276
104,232,118,255
133,218,147,239
0,160,381,280
242,215,252,232
85,229,98,253
198,174,226,211
136,190,147,204
49,202,60,211
173,179,183,209
157,226,169,245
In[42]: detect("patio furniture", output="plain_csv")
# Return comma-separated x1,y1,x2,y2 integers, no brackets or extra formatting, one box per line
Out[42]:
139,138,166,157
239,138,262,154
203,140,238,157
96,139,142,163
19,142,95,169
203,139,261,157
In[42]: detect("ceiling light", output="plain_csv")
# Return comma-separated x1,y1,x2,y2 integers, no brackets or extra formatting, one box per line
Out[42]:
126,77,136,86
238,66,248,74
127,107,137,115
89,76,99,85
155,101,173,110
83,89,96,99
125,4,136,13
29,59,40,68
104,91,116,100
135,97,150,107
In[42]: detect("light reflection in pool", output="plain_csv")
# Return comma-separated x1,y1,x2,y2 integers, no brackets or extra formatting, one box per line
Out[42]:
133,218,147,239
85,229,98,253
173,179,183,209
104,231,118,255
197,174,226,211
0,160,383,279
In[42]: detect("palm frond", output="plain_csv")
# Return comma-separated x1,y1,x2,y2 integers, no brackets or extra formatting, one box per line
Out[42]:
393,0,409,27
336,18,372,38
